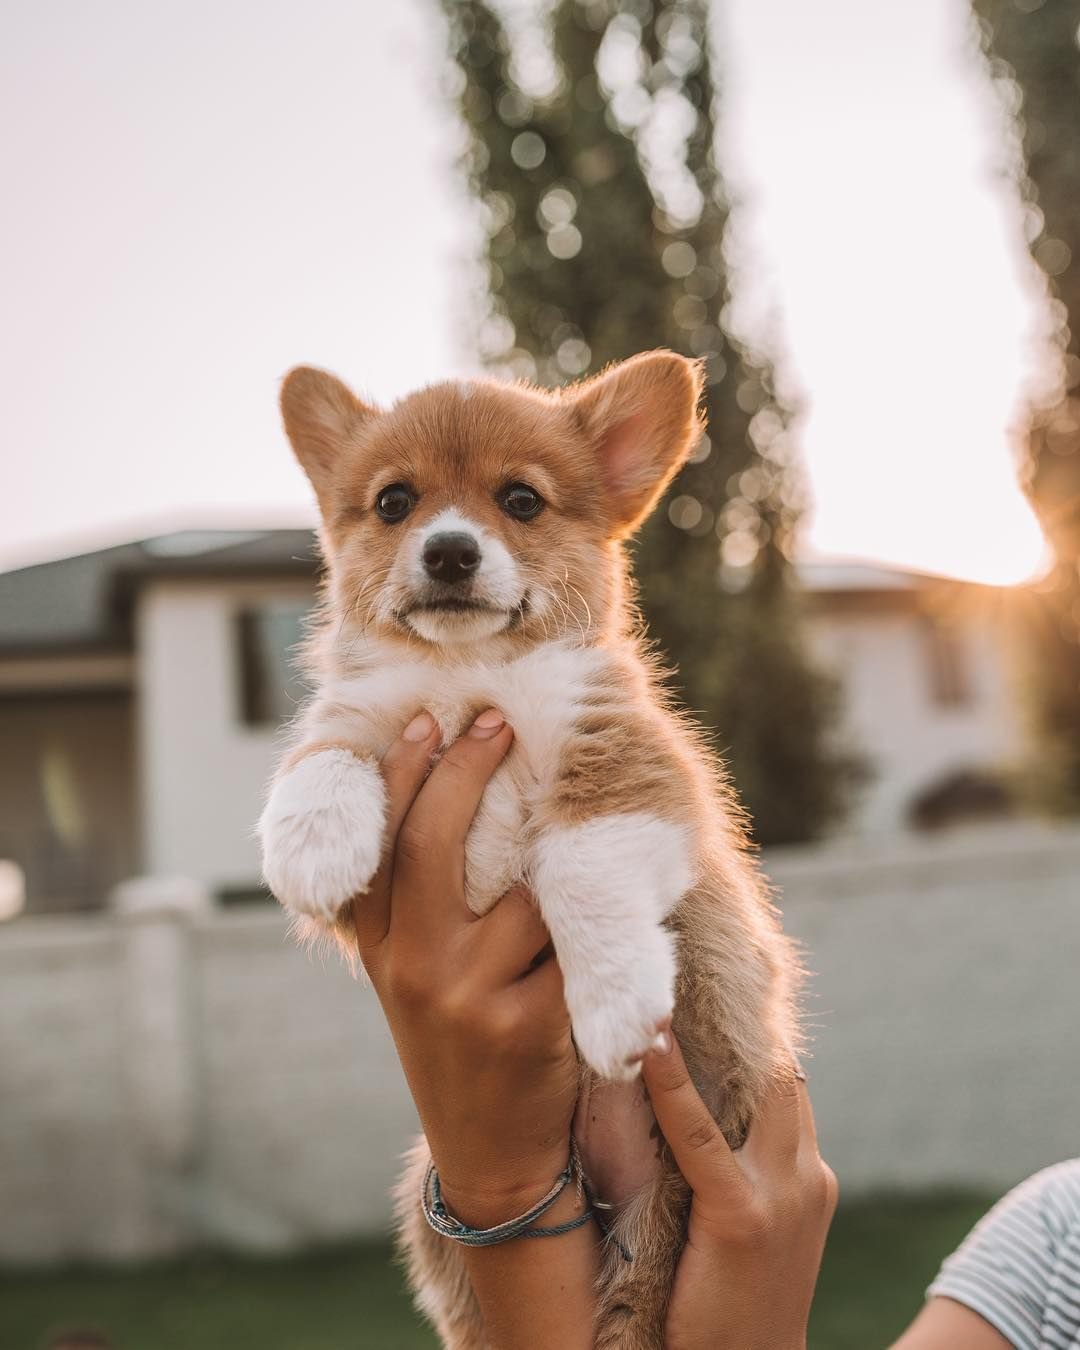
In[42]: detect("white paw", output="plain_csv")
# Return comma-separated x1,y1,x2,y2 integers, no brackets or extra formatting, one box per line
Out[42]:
566,928,677,1082
257,749,387,922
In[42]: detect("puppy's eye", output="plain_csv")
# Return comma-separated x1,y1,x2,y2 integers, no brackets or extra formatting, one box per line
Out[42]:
499,482,544,522
375,483,415,523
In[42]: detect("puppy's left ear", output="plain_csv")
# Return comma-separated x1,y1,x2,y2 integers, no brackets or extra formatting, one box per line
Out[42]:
570,351,705,538
280,366,377,515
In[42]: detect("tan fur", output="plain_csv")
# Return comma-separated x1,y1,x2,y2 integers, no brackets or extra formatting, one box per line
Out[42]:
264,351,801,1347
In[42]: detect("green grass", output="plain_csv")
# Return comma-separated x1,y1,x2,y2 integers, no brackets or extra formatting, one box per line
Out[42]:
0,1193,991,1350
810,1192,991,1349
0,1244,435,1350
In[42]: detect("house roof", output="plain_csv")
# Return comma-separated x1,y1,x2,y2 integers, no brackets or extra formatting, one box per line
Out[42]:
795,561,931,592
0,530,320,657
0,528,985,658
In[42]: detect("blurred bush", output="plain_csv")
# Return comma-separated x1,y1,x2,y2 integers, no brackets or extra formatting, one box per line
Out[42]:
973,0,1080,811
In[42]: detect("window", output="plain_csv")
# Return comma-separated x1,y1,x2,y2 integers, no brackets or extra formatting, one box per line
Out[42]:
235,601,311,726
922,616,972,708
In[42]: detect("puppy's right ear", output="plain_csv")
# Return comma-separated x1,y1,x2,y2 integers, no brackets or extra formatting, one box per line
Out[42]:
280,366,376,510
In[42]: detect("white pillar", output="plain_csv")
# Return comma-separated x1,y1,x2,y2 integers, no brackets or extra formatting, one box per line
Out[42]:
108,875,212,1254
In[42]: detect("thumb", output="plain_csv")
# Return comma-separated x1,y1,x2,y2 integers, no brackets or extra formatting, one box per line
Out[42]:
642,1032,746,1203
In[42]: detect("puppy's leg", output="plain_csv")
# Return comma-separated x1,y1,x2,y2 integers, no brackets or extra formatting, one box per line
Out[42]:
395,1138,489,1350
529,812,693,1080
258,738,386,925
672,875,803,1144
594,1153,691,1350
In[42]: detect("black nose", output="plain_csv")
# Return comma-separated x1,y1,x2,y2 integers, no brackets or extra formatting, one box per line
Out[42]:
422,531,481,585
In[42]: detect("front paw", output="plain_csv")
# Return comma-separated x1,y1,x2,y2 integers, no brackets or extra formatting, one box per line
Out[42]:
567,931,676,1082
257,749,387,922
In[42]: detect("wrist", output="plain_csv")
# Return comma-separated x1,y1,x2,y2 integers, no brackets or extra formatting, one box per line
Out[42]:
436,1144,580,1230
452,1171,600,1350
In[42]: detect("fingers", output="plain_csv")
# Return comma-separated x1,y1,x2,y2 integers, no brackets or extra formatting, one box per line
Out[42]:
350,709,440,950
514,948,572,1044
793,1070,822,1154
740,1062,804,1174
380,711,443,845
641,1032,746,1202
472,884,553,986
390,710,514,934
481,887,568,1031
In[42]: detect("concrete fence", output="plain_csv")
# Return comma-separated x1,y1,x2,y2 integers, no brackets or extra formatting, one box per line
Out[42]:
1,887,419,1264
1,822,1078,1265
769,822,1080,1194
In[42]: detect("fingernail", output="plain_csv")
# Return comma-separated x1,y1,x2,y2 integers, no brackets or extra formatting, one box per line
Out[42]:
468,708,505,739
652,1025,673,1056
403,711,436,743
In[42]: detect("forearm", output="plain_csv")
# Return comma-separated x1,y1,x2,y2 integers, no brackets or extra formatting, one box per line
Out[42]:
441,1179,600,1350
890,1298,1012,1349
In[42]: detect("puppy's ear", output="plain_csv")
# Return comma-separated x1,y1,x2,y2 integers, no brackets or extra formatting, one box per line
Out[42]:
280,366,376,510
569,351,705,538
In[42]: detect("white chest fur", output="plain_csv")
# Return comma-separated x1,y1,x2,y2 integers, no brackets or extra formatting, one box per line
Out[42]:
321,639,605,758
314,640,608,914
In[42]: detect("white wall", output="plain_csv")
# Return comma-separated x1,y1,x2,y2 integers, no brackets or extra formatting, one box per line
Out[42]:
772,822,1080,1191
807,606,1026,834
0,822,1076,1263
0,899,417,1263
192,910,418,1248
136,578,314,890
0,918,134,1261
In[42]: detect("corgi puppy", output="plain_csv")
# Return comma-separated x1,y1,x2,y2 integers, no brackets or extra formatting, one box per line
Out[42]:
257,350,800,1349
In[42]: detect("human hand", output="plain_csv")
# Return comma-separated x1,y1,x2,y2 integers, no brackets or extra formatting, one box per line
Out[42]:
642,1035,838,1350
352,708,580,1227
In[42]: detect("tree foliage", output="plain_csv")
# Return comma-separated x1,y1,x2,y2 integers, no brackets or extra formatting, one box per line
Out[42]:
439,0,858,843
972,0,1080,807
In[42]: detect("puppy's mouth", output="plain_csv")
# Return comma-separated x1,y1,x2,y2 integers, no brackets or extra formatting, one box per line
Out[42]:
396,591,531,638
411,598,499,615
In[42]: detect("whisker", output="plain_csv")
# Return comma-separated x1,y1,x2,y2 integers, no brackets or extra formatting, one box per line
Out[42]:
335,564,396,665
560,577,594,644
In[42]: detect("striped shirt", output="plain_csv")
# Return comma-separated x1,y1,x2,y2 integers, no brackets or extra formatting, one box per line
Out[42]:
928,1159,1080,1348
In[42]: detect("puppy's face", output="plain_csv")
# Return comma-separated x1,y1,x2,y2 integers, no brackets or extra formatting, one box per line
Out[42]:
281,352,703,655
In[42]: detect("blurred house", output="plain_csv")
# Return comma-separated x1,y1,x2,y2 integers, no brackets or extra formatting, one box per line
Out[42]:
0,530,318,915
0,532,1031,917
800,560,1028,835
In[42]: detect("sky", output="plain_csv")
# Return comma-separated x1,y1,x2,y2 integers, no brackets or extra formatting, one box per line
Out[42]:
0,0,1052,584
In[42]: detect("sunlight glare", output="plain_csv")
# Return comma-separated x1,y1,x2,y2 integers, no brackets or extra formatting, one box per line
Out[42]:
723,0,1052,591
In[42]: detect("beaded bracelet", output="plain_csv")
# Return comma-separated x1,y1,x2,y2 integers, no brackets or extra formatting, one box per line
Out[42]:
420,1141,596,1247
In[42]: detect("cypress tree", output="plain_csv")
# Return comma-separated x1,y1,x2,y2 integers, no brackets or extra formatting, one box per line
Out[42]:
440,0,857,842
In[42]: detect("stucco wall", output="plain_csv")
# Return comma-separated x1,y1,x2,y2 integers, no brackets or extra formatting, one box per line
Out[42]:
1,822,1076,1263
